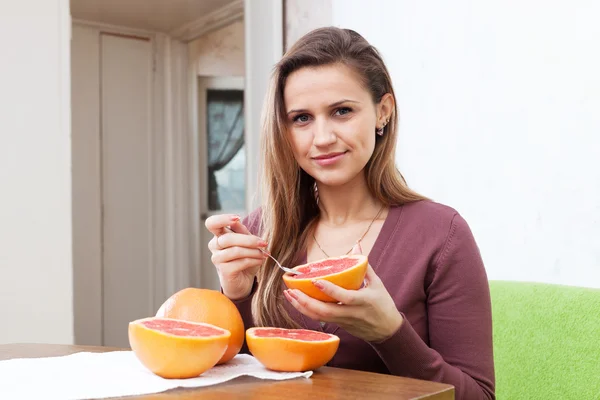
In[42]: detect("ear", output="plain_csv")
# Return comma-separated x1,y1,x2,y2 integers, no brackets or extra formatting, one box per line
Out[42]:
376,93,395,127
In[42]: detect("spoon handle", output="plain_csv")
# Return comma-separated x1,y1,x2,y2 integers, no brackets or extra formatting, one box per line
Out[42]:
221,226,301,275
258,248,301,275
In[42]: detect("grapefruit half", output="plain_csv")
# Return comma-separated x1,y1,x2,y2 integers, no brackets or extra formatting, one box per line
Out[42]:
155,288,244,364
246,327,340,372
128,317,231,379
282,254,368,302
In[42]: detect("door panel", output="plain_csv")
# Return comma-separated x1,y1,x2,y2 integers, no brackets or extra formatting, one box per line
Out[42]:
100,33,154,348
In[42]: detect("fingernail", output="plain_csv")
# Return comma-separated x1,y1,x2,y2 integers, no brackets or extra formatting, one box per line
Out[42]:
258,241,268,247
312,280,324,289
231,215,240,221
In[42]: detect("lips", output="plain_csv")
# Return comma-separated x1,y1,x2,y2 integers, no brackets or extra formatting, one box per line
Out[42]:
312,151,347,160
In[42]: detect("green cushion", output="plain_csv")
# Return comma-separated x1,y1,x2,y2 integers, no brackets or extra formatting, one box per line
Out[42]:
489,280,600,399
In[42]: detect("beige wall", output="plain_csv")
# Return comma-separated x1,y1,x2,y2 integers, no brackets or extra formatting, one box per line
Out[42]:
284,0,332,50
190,20,245,77
0,0,74,344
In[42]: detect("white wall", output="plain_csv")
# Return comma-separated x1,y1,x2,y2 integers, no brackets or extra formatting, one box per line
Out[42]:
243,0,283,210
284,0,331,51
0,0,74,343
189,20,245,77
333,0,600,288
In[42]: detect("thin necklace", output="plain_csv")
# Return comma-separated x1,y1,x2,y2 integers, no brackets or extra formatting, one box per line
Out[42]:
312,204,385,258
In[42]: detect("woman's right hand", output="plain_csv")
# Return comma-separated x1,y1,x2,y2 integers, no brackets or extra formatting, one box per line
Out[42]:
205,214,268,300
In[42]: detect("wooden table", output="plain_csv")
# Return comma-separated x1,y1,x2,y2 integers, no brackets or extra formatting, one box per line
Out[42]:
0,343,454,400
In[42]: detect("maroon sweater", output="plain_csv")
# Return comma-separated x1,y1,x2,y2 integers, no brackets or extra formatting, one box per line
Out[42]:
232,200,495,399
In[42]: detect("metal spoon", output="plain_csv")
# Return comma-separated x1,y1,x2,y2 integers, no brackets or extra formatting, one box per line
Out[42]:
260,248,302,276
223,227,301,276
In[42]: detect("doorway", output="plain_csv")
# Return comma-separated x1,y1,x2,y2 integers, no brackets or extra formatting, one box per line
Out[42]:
197,76,246,291
70,0,246,348
69,0,282,348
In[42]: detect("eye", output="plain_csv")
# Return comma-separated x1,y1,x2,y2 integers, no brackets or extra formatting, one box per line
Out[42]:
334,107,352,116
292,114,311,124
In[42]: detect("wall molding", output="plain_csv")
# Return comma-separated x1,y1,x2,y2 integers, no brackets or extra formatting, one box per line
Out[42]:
170,0,244,43
72,18,155,38
186,45,202,289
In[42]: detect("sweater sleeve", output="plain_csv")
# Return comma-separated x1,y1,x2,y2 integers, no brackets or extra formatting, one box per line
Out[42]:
368,213,496,400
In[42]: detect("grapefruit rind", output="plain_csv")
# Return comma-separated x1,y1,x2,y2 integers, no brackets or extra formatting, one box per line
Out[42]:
282,254,368,302
155,288,245,365
128,317,231,379
246,327,340,372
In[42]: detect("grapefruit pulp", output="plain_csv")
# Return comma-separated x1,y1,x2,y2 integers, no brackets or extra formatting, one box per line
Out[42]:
246,327,340,372
282,254,368,302
155,288,244,364
128,317,230,379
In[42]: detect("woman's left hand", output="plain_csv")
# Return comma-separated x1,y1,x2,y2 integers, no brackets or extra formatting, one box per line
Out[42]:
284,246,403,343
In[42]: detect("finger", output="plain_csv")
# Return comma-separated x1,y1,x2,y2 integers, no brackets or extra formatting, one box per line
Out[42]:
216,257,263,275
213,232,267,251
364,263,383,288
350,243,368,287
228,220,252,235
286,289,349,322
284,290,324,321
312,279,364,306
208,235,221,251
212,246,267,265
205,214,242,236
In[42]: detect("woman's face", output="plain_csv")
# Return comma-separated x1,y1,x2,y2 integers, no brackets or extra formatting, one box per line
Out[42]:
284,63,391,187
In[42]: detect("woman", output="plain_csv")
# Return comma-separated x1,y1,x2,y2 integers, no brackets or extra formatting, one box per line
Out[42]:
206,27,495,399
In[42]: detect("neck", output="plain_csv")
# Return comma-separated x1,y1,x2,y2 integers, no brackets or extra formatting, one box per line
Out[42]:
316,172,382,226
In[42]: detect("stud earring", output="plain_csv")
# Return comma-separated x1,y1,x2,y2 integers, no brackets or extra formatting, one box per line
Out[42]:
376,119,389,136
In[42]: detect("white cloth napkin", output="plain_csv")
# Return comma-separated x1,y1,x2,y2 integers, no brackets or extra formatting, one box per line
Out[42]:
0,351,312,399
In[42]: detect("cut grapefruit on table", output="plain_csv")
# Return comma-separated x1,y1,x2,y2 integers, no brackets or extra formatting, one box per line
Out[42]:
246,327,340,372
282,254,368,302
155,288,244,364
128,317,231,379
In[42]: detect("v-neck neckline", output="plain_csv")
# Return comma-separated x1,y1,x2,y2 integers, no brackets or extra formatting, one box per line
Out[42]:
295,205,403,334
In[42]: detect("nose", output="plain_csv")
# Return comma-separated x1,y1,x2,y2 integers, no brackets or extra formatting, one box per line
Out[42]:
312,118,337,147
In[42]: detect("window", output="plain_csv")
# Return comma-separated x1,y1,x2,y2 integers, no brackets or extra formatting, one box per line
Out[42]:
205,89,245,211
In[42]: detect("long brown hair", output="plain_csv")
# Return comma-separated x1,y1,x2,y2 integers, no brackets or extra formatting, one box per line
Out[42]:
251,27,427,328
